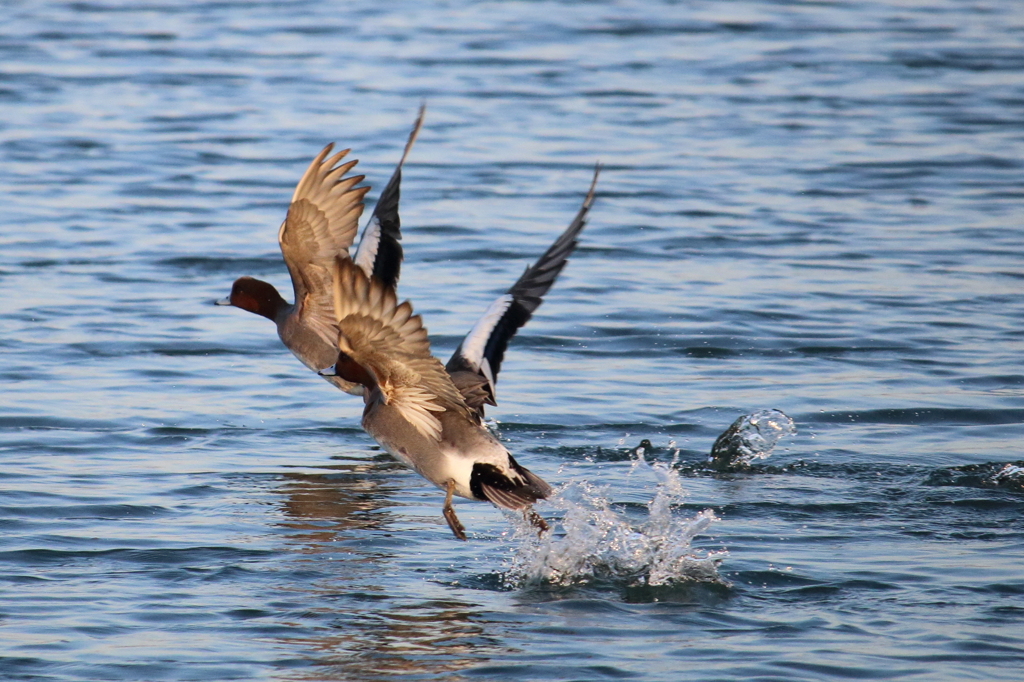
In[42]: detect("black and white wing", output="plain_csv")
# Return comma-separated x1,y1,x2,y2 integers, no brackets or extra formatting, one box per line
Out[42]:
445,164,601,414
353,104,426,290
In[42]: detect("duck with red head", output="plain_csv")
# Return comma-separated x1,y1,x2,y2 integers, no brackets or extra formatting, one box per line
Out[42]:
216,107,425,396
217,104,601,423
217,127,601,413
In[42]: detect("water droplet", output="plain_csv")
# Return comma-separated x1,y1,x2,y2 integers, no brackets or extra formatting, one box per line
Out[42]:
708,409,796,471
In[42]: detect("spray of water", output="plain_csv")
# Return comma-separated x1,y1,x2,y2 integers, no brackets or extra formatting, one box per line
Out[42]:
502,452,725,588
708,408,796,471
989,463,1024,490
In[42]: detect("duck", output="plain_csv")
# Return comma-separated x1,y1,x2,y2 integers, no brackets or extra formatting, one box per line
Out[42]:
320,256,553,540
218,105,601,411
217,106,425,396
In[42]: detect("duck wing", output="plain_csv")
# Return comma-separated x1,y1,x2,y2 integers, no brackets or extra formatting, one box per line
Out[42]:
330,256,475,441
279,145,370,344
353,104,426,290
445,164,601,412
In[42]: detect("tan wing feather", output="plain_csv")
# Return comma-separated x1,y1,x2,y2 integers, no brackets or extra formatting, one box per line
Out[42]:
330,257,475,439
384,384,447,441
278,144,371,344
284,144,368,256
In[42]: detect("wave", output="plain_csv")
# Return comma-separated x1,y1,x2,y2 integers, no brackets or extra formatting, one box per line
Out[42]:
924,461,1024,492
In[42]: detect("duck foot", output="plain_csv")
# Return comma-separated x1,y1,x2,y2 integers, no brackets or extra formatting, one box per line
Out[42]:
524,508,549,536
443,480,467,541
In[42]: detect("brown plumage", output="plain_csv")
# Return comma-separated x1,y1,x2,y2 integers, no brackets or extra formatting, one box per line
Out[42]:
323,257,552,540
218,108,425,394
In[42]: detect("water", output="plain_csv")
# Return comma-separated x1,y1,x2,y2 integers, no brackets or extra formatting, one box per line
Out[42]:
708,408,796,470
2,0,1024,679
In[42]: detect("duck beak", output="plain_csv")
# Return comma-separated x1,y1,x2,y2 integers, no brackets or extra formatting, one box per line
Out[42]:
214,296,232,306
318,364,338,377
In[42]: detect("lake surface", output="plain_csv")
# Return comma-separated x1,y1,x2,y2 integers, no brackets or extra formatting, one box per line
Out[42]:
2,1,1024,680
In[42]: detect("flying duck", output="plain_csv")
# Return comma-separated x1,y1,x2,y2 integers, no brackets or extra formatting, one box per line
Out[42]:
321,256,553,540
218,107,600,413
217,106,425,396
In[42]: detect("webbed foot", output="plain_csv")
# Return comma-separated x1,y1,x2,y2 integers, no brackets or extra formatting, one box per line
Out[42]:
524,508,549,537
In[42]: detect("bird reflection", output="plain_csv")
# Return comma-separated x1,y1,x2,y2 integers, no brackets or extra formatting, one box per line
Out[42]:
270,454,509,680
283,600,497,681
276,455,401,543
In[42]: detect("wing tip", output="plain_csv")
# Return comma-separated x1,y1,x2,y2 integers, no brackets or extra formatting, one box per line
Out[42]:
585,162,601,208
398,103,427,168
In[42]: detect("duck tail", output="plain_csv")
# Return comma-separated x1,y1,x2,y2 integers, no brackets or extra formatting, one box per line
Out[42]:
470,454,552,511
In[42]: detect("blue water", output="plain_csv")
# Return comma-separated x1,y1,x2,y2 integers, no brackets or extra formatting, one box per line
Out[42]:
3,1,1024,679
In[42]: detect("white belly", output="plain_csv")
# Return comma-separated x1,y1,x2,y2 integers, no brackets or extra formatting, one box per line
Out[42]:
375,441,478,500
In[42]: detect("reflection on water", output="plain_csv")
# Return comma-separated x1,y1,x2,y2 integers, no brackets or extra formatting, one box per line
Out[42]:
271,460,508,680
277,461,399,541
282,600,498,682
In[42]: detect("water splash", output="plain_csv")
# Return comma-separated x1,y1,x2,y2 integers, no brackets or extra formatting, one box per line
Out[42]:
502,455,724,588
708,409,796,472
989,463,1024,490
924,460,1024,492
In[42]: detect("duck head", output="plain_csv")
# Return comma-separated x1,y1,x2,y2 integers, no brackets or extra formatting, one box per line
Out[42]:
216,277,288,321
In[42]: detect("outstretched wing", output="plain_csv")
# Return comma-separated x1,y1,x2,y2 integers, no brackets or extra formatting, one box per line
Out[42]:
331,257,474,440
279,145,371,343
446,164,601,412
353,104,426,290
